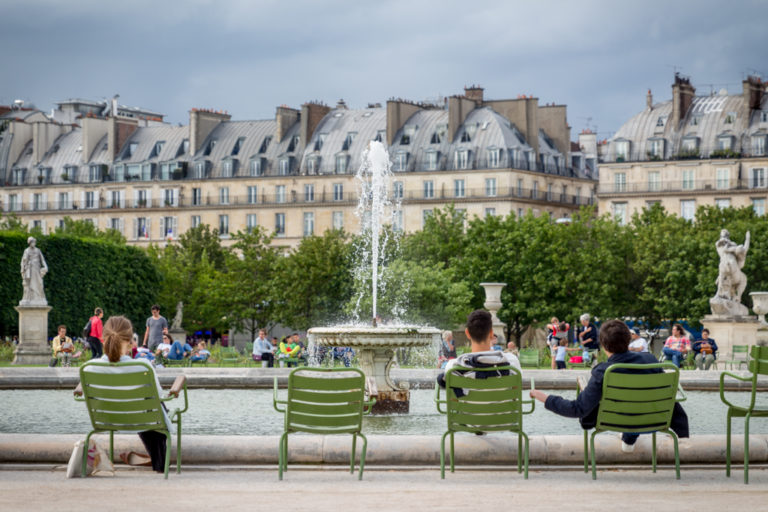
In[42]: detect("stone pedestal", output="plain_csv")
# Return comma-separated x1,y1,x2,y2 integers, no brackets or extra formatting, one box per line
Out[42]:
168,328,188,345
701,315,759,359
13,305,52,365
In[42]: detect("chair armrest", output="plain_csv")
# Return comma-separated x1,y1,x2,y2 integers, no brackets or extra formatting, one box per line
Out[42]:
675,383,687,403
576,375,588,394
435,385,447,414
522,377,536,415
719,371,756,409
363,397,377,415
168,375,187,398
73,383,84,401
162,375,189,414
273,376,286,413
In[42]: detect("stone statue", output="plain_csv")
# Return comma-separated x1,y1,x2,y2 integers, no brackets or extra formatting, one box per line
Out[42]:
20,236,48,306
710,229,750,316
171,301,183,330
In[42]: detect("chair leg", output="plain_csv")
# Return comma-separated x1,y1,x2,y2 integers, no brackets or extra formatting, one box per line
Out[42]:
279,432,289,480
176,415,182,474
83,431,95,478
744,413,751,485
450,433,455,473
350,433,357,475
109,431,114,462
517,433,522,474
358,433,368,481
726,411,732,478
582,429,588,473
670,431,680,480
590,431,598,480
163,431,171,479
651,432,657,473
521,432,530,480
440,432,449,479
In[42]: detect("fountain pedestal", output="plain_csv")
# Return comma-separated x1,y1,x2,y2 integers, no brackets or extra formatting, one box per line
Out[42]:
308,326,441,414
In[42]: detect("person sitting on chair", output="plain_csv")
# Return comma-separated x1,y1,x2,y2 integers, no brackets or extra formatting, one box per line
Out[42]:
692,328,718,370
662,324,691,368
530,319,689,453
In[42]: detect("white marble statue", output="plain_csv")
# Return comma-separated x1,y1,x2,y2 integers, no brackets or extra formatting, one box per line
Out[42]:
171,301,183,330
20,236,48,306
711,229,750,316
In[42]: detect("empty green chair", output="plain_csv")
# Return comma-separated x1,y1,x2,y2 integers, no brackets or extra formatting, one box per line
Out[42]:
273,367,375,480
435,365,534,478
720,345,768,484
724,344,749,370
74,360,188,479
582,362,682,480
518,348,540,368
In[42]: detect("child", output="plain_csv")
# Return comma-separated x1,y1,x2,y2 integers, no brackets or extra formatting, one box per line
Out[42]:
554,338,579,370
547,319,570,369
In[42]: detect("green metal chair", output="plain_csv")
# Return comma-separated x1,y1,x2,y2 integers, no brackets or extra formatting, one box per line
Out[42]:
219,347,241,367
724,344,749,370
74,361,188,479
518,348,540,368
435,365,535,478
581,362,683,480
273,367,375,480
719,345,768,484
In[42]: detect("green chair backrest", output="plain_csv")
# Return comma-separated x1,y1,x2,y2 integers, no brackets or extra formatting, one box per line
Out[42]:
285,368,366,435
596,363,679,434
518,349,539,367
748,345,768,376
444,365,525,433
79,361,166,433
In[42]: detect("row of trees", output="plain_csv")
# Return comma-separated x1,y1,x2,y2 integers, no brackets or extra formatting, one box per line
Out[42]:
2,203,766,343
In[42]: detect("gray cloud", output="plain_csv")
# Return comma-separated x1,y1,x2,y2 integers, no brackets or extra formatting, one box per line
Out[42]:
2,0,767,137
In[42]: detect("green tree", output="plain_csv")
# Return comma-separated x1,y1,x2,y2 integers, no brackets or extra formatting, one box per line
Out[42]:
401,204,467,267
0,213,27,232
55,216,126,244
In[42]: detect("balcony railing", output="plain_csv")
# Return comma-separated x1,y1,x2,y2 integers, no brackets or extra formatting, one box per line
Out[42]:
598,178,761,195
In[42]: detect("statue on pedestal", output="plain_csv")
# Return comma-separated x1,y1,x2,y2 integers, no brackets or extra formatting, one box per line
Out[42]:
171,301,183,331
19,237,48,306
710,229,750,316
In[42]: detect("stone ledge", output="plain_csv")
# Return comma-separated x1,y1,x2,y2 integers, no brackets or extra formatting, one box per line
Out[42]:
1,434,766,465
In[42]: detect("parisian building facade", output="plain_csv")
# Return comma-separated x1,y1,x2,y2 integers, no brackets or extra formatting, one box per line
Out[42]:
0,88,597,247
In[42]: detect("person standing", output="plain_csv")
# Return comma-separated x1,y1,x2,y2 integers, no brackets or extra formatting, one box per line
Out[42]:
577,314,599,350
252,329,275,367
143,304,168,352
52,325,74,367
87,308,104,359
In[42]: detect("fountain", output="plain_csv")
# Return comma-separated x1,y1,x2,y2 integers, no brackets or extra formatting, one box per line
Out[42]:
308,141,441,414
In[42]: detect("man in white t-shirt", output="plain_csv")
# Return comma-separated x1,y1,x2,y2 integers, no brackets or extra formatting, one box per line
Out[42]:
437,310,520,391
628,328,649,353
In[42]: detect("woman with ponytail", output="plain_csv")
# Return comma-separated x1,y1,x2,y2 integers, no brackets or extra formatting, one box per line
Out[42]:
83,315,170,473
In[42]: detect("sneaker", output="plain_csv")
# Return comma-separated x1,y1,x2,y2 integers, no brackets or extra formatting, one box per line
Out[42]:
621,441,636,453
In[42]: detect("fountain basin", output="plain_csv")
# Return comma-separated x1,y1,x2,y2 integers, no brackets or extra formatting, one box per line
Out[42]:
308,326,441,414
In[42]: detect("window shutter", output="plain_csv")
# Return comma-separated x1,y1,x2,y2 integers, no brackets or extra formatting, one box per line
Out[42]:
172,217,178,239
132,219,137,240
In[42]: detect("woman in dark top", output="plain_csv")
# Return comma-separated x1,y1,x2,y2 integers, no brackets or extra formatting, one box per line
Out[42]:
578,313,599,350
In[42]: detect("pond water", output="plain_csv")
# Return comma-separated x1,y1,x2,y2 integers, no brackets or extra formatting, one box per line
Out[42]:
1,389,764,436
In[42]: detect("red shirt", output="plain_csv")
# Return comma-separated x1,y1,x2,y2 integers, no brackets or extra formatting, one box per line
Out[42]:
90,316,103,343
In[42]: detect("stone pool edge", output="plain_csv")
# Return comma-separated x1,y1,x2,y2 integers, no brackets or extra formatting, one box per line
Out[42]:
2,434,766,466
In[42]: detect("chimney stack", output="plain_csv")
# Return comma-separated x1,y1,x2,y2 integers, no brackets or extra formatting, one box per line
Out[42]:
386,99,423,145
301,102,331,150
671,73,695,128
189,108,231,156
742,76,765,122
275,105,300,142
464,85,484,103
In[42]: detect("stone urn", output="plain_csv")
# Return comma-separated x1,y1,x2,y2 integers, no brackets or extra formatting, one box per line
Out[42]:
750,292,768,325
480,282,507,345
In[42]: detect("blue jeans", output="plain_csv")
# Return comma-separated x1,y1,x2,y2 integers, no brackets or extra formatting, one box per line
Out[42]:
168,341,192,360
662,347,684,367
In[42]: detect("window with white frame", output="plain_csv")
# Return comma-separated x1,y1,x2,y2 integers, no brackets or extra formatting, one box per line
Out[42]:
247,186,258,204
161,216,177,239
304,184,314,202
219,214,229,236
648,139,664,158
681,137,698,152
423,180,434,199
716,168,730,189
532,181,539,198
303,212,315,237
333,183,343,201
135,189,149,208
88,165,102,183
279,158,290,176
753,135,766,156
276,185,286,204
751,168,766,188
141,163,152,181
136,217,149,239
718,136,733,151
164,188,177,206
546,183,553,201
454,179,465,198
517,178,523,197
109,190,123,208
85,191,96,209
8,193,20,212
456,149,470,169
58,192,70,210
422,209,433,228
715,198,731,210
191,215,201,228
752,198,765,216
485,178,497,197
487,148,501,168
612,202,628,226
394,152,408,172
306,157,319,175
614,172,626,192
335,154,348,174
275,213,285,236
426,151,439,171
332,211,344,230
222,159,234,177
250,158,263,177
648,171,661,192
485,207,496,217
246,214,258,233
680,200,696,221
392,210,403,232
682,169,695,190
614,140,630,160
393,181,403,200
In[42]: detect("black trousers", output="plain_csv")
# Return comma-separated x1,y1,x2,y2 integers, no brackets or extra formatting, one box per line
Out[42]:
88,337,103,359
262,352,275,368
138,430,167,473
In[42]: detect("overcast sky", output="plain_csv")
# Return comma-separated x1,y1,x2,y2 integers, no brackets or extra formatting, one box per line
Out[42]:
2,0,767,139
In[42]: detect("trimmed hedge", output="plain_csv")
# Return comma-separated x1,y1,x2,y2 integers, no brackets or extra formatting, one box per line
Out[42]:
0,232,160,338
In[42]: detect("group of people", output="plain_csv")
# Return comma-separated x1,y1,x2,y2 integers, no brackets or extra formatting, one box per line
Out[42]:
438,310,690,453
252,330,312,367
544,313,599,370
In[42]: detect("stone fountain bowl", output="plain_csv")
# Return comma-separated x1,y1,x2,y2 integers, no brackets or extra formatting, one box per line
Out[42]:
308,326,441,348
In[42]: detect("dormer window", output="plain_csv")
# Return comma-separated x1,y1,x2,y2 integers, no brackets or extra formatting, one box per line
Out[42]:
342,132,356,151
426,150,439,171
149,141,165,158
203,139,216,156
222,159,235,177
656,116,666,127
614,140,630,161
724,112,737,124
259,136,272,154
689,114,702,127
306,156,320,175
681,137,699,152
314,133,326,151
335,154,348,174
487,148,502,168
455,149,470,170
287,135,300,152
250,157,264,177
125,142,138,158
374,130,384,143
231,137,245,156
176,139,189,157
718,135,733,151
752,134,766,156
460,131,471,143
647,138,664,159
761,111,768,123
278,157,292,176
394,151,408,172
